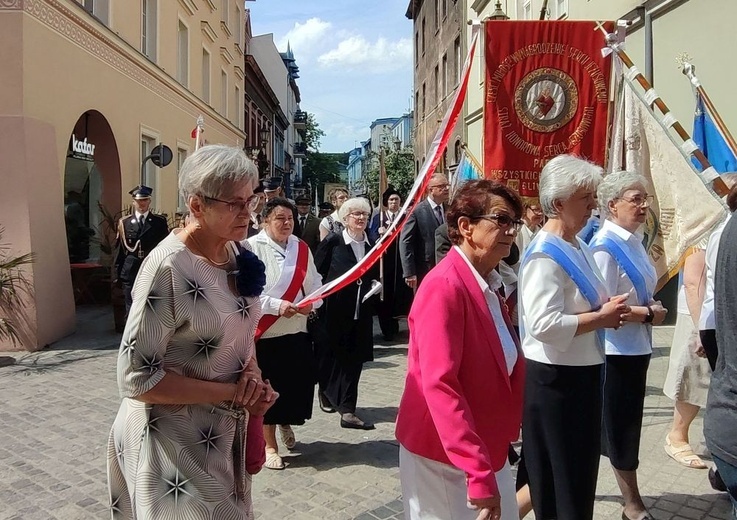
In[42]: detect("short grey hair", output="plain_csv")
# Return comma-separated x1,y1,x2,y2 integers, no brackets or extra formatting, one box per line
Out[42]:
179,144,258,202
539,155,604,217
338,197,372,222
597,171,649,218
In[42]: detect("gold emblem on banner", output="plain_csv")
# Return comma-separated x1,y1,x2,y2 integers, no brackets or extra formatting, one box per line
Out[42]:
514,68,578,133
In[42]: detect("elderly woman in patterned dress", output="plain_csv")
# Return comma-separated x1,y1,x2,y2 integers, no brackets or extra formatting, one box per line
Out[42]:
107,144,278,520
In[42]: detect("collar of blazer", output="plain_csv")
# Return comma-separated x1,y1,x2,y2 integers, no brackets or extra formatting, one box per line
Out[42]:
445,247,514,389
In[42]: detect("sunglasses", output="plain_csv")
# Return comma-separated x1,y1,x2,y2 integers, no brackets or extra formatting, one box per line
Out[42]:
472,213,523,230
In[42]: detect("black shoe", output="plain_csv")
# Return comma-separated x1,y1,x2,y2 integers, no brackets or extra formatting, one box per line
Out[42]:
622,512,654,520
340,413,375,430
318,392,336,414
709,466,727,492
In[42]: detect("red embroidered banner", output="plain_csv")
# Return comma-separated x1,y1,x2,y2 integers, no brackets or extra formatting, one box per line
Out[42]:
484,21,613,200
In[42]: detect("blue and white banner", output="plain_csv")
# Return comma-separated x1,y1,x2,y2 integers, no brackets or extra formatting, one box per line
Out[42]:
692,94,737,173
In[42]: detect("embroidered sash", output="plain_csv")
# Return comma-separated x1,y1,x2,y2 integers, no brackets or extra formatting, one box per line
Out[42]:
255,237,309,340
590,232,650,306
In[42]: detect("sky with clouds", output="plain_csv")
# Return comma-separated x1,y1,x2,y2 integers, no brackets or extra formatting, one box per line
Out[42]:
247,0,414,152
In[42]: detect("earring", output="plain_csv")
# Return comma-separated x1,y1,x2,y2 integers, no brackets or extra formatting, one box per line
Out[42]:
195,222,202,230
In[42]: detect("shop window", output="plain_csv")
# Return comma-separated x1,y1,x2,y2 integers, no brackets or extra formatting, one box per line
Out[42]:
202,48,211,103
177,20,189,87
142,0,158,61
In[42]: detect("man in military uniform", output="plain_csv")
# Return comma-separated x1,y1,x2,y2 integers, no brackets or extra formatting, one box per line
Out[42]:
114,185,169,316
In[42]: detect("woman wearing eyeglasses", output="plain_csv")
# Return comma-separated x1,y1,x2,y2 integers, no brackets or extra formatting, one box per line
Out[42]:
248,198,324,470
518,155,630,520
396,180,526,520
313,197,380,430
591,172,667,520
107,145,278,519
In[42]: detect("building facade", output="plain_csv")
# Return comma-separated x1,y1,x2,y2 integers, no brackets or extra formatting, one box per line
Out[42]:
0,0,246,350
406,0,466,176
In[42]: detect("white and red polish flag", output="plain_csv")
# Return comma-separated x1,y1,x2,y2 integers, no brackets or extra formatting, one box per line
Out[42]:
191,115,205,150
296,31,480,308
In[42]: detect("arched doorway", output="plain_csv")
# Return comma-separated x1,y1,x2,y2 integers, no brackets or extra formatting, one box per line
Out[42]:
64,110,121,304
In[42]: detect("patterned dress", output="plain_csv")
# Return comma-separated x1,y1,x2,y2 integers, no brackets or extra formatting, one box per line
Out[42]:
107,233,261,519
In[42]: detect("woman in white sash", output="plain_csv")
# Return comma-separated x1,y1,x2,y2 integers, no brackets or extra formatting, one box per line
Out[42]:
248,198,323,470
519,155,630,520
591,172,667,520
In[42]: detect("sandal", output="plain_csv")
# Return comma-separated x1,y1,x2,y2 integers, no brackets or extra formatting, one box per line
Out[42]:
664,435,707,469
264,449,285,470
279,425,296,450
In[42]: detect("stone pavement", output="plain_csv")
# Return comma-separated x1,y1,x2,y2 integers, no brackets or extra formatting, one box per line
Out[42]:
0,306,732,519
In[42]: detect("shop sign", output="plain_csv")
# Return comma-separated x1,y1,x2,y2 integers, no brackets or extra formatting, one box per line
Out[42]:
69,134,96,160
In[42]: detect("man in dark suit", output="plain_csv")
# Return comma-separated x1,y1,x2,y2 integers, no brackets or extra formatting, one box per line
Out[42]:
399,173,449,289
114,185,169,316
295,194,321,252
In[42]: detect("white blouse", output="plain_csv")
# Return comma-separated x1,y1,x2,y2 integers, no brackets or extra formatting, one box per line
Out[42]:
592,220,657,356
247,231,323,339
454,246,518,375
519,231,606,366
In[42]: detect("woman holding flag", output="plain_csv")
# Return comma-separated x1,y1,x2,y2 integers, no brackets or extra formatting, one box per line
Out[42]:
591,171,667,520
248,198,323,470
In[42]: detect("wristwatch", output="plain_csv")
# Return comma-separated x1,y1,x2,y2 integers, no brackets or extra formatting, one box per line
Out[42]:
644,306,655,324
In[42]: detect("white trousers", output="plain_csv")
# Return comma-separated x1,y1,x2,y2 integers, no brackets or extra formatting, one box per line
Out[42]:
399,445,517,520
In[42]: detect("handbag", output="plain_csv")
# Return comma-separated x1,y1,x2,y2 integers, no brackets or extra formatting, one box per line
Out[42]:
245,414,265,475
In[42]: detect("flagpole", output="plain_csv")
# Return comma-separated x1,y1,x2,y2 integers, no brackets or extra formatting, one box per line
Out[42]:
680,58,737,158
601,29,729,197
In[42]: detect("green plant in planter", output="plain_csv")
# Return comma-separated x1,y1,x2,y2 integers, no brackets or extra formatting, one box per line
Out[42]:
0,228,34,346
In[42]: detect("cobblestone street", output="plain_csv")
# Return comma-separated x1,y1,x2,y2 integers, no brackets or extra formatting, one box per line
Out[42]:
0,307,732,519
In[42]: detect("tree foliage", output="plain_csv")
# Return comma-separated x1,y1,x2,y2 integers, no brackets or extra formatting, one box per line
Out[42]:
364,147,416,205
301,113,347,200
0,228,34,347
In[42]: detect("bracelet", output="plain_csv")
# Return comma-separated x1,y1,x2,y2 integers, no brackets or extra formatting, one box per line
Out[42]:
644,306,654,324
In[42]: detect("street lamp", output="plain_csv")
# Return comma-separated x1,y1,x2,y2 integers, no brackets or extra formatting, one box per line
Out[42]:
488,0,509,20
259,125,270,148
394,137,402,151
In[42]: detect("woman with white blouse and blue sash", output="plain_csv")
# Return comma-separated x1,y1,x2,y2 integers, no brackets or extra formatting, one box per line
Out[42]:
591,171,668,520
519,155,631,520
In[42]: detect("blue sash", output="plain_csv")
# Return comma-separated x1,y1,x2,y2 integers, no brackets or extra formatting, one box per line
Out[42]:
521,235,606,349
590,233,650,306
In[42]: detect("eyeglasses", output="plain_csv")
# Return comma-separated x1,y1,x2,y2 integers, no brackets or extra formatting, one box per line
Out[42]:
204,195,260,213
527,206,543,214
430,183,450,190
348,211,370,219
620,194,654,207
473,213,523,230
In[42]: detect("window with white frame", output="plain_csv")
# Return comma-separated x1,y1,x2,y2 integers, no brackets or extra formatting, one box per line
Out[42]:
202,48,210,103
554,0,568,19
234,85,241,128
454,36,461,85
83,0,109,24
442,53,448,100
177,148,188,211
141,135,158,199
177,20,189,87
221,0,229,26
141,0,157,60
221,70,228,117
234,4,241,45
521,0,533,20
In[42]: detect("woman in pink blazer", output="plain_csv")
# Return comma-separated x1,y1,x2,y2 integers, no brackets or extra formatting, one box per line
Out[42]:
396,180,526,520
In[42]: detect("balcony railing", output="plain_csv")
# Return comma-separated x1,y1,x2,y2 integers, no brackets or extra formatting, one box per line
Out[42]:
293,142,307,158
293,110,307,131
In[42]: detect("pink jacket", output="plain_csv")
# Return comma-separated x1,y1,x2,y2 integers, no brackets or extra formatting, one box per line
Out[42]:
395,247,525,499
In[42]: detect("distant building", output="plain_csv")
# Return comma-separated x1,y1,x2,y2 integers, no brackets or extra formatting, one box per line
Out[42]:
406,0,465,175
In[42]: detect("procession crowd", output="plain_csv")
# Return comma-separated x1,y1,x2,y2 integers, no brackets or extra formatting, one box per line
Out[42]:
108,144,737,520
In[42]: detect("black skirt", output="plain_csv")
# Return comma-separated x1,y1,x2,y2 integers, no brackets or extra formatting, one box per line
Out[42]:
256,332,316,425
602,354,651,471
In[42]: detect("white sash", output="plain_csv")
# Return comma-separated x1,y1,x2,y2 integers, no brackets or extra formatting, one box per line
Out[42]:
257,231,301,299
